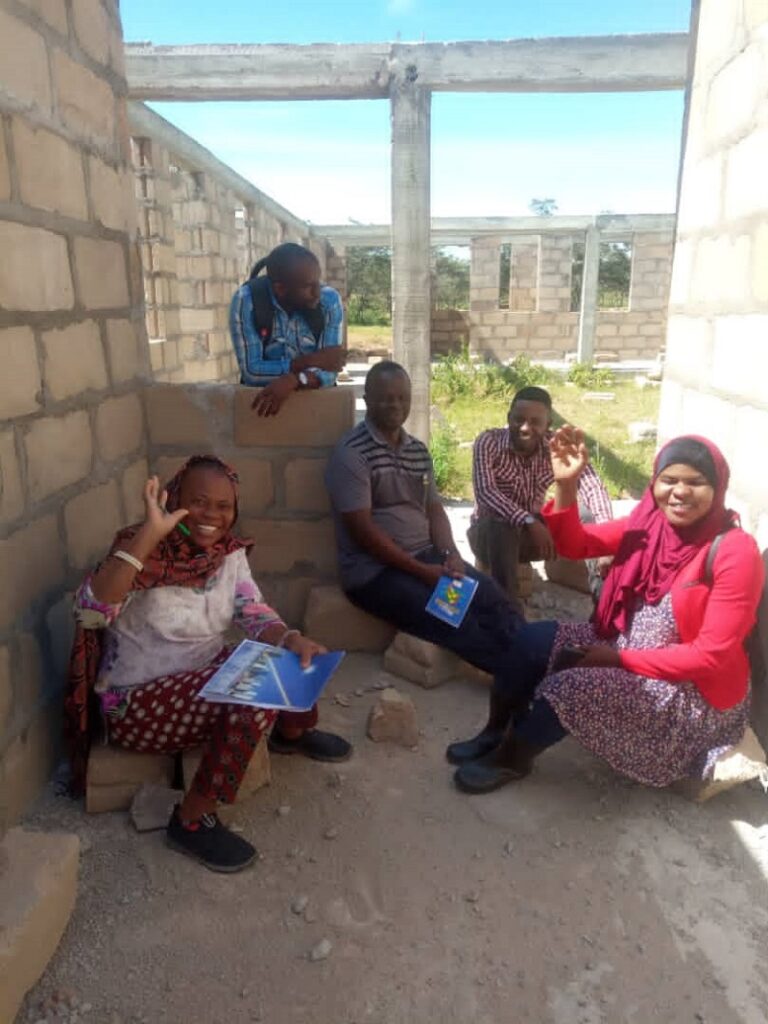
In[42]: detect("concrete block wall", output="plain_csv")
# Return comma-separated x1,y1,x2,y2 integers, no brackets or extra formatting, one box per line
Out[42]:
144,385,355,627
658,0,768,740
430,308,470,355
0,0,149,831
462,230,674,361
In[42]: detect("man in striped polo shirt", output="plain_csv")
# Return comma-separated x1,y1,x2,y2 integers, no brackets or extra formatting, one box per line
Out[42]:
326,362,525,711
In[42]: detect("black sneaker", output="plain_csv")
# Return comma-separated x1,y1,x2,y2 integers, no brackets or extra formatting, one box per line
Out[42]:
166,806,257,873
268,728,353,763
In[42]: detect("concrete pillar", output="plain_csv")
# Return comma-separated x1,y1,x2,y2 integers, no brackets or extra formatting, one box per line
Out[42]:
577,224,600,363
390,81,431,442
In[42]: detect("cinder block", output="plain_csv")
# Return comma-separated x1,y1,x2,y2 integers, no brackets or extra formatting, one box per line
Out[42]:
53,49,114,147
144,383,234,446
0,429,23,527
25,410,93,502
0,828,80,1024
257,575,316,627
13,118,88,218
0,709,59,825
106,318,145,384
95,392,144,463
72,0,110,65
0,8,52,113
121,458,150,523
0,222,74,312
675,727,767,802
42,320,108,401
0,515,65,631
73,237,129,310
86,745,174,813
234,387,355,447
0,326,41,418
64,479,123,569
383,633,460,689
284,458,331,513
303,585,396,652
0,127,9,202
237,458,275,515
245,518,338,576
89,156,132,232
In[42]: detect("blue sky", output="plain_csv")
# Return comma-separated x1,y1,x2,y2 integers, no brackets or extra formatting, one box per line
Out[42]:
121,0,692,225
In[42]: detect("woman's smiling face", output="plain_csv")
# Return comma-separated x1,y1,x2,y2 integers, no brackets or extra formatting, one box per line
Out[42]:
177,467,236,548
652,462,715,528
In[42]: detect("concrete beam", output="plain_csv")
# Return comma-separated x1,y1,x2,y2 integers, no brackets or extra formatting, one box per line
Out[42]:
316,214,677,249
577,224,600,364
125,34,689,101
390,82,431,443
127,102,315,240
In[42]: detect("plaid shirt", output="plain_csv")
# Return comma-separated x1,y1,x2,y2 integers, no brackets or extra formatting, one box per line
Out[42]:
472,428,613,527
229,279,343,387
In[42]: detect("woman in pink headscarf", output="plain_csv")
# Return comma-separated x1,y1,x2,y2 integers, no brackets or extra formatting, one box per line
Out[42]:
449,428,764,794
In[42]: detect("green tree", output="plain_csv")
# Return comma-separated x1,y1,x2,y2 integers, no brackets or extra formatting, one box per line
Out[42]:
529,198,558,217
433,247,470,309
346,246,392,325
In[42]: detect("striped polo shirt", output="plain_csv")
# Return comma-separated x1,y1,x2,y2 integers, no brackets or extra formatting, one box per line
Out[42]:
325,418,439,590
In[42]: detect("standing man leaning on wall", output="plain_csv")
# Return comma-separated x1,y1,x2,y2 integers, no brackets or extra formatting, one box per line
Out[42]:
230,242,346,416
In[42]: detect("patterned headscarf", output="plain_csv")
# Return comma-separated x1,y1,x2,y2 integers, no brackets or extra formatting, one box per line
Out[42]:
109,455,251,591
64,455,250,794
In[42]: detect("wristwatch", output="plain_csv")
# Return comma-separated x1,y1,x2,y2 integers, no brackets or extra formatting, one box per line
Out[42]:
522,514,536,526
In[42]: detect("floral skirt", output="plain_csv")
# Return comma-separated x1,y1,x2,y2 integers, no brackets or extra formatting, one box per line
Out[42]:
537,611,748,788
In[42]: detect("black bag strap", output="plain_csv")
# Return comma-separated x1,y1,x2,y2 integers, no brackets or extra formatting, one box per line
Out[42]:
704,528,734,586
246,274,325,346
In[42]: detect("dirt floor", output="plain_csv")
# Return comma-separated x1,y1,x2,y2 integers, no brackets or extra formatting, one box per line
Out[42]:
18,637,768,1024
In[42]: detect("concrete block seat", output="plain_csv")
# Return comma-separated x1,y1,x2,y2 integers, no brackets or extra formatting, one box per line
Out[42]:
303,584,396,652
86,738,271,814
0,828,80,1022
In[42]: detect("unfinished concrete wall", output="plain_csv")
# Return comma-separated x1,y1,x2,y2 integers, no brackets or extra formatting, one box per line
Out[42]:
465,229,674,361
659,0,768,739
144,385,355,626
129,117,340,385
0,0,149,830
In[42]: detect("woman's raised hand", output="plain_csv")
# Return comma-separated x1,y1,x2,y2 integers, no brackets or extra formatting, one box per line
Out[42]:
550,425,590,483
142,476,189,541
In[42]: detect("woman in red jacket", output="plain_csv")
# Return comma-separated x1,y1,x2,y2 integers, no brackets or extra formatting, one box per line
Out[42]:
449,429,764,794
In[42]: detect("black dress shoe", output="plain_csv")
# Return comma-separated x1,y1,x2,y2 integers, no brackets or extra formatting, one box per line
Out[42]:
268,729,353,763
445,729,503,766
453,737,543,794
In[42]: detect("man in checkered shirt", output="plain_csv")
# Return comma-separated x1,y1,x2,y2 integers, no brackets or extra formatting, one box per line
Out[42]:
469,385,613,604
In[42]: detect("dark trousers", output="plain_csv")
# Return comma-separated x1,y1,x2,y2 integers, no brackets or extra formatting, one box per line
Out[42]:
346,548,525,687
468,506,605,605
491,620,568,748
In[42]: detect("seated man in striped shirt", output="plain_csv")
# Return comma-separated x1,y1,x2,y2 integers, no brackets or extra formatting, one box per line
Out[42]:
469,386,613,604
229,242,346,417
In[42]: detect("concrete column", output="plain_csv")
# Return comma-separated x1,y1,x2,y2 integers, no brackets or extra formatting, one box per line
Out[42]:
390,81,431,442
577,224,600,363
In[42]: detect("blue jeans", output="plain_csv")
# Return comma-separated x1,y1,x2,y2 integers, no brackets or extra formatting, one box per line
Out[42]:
346,547,525,686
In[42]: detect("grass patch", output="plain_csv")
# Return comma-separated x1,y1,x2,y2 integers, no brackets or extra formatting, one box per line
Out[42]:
347,324,393,352
431,353,659,501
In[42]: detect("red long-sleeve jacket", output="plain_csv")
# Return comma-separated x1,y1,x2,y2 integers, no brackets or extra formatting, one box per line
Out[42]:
542,501,765,709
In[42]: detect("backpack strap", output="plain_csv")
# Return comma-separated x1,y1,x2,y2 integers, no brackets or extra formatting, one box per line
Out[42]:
246,274,326,346
247,275,277,346
704,529,733,586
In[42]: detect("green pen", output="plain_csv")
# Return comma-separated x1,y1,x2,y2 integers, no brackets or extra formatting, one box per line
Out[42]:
177,521,192,537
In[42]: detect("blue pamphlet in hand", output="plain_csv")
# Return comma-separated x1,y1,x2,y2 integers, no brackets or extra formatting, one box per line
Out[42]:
198,641,345,711
426,575,479,628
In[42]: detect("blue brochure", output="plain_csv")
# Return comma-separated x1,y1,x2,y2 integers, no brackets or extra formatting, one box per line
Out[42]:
198,641,345,711
425,575,479,628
